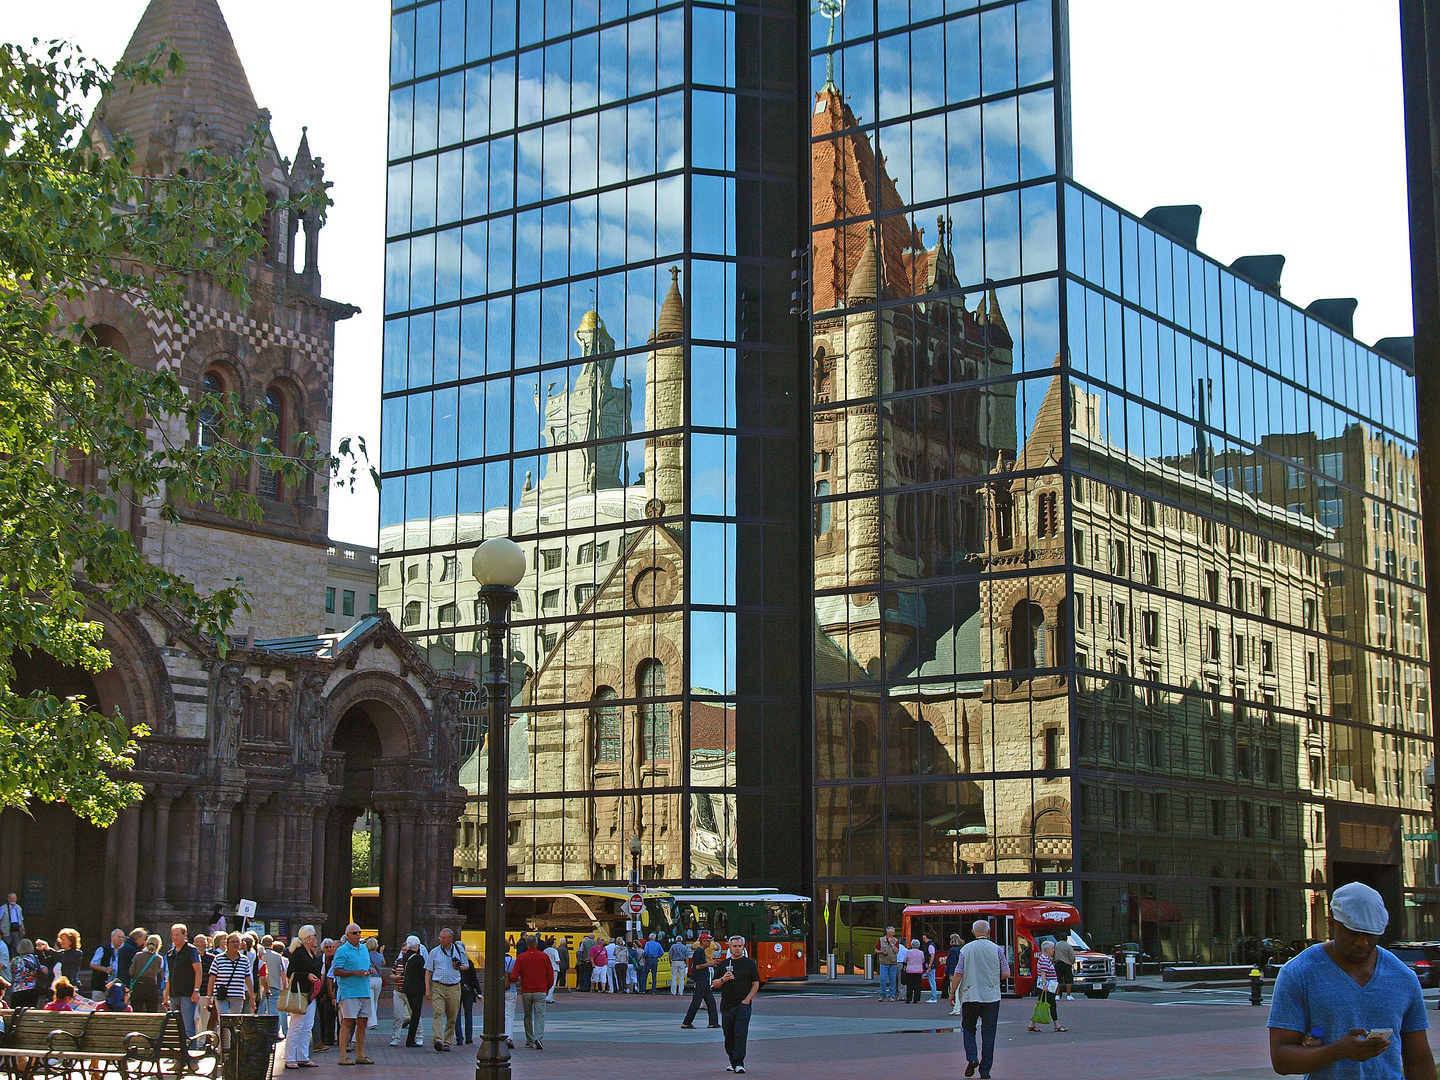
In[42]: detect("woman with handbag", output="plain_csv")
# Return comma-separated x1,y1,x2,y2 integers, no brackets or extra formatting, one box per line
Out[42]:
1028,940,1067,1032
283,926,323,1069
128,935,164,1012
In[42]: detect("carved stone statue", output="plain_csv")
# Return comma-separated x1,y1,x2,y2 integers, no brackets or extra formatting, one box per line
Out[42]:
214,661,245,765
299,671,329,763
436,690,464,778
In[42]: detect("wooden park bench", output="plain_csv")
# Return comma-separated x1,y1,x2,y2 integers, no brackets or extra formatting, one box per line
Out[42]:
0,1010,199,1080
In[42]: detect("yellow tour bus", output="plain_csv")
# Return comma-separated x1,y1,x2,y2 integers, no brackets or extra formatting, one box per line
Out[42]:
350,885,676,987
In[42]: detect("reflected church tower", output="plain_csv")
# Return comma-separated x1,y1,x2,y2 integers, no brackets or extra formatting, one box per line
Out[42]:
505,278,692,883
645,267,686,517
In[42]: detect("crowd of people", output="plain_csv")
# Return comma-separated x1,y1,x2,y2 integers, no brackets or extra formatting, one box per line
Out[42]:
0,905,764,1073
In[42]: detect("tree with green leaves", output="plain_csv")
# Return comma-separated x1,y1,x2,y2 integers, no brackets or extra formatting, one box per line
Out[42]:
0,39,369,826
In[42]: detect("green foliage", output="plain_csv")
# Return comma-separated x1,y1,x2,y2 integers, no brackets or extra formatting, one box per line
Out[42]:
0,39,371,826
351,827,373,889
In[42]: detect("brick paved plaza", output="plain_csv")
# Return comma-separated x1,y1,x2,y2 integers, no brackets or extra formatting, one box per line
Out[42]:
262,984,1440,1080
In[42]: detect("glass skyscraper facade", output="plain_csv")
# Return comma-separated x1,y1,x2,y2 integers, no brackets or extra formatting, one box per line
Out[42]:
384,0,1433,962
383,0,806,887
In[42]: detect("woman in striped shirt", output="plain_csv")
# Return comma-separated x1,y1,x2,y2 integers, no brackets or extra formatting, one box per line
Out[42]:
1029,941,1067,1032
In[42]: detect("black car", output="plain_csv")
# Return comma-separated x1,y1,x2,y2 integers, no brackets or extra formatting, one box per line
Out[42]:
1385,942,1440,988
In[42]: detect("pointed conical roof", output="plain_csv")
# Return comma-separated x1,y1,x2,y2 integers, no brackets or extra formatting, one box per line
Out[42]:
93,0,262,162
293,127,312,170
846,228,880,304
655,266,684,341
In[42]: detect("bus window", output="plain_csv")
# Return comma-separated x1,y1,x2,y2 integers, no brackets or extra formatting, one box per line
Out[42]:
351,896,380,934
679,904,711,940
506,897,537,933
765,903,806,937
455,895,485,930
712,906,729,942
786,903,809,938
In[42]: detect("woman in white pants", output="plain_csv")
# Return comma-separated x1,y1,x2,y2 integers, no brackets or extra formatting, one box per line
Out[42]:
284,925,322,1069
543,939,560,1004
365,939,384,1028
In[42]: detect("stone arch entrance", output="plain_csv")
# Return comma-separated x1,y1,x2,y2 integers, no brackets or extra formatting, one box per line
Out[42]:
1,600,168,950
320,674,464,947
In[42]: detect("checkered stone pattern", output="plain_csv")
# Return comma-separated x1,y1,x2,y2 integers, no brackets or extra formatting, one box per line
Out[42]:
145,297,333,374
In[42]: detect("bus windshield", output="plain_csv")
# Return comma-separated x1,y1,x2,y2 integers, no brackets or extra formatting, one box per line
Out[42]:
765,902,808,938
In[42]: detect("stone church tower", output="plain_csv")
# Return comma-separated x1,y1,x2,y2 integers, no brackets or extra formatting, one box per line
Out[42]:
0,0,471,952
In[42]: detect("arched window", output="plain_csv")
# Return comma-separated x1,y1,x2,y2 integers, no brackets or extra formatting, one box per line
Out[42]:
1010,600,1046,672
258,386,285,499
437,603,458,625
403,600,422,628
198,371,224,448
639,659,670,761
593,687,620,763
458,687,484,759
260,191,280,264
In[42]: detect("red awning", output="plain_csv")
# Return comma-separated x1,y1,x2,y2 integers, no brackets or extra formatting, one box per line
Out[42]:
1137,898,1181,923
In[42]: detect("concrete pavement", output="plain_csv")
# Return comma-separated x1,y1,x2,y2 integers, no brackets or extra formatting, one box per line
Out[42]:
263,984,1440,1080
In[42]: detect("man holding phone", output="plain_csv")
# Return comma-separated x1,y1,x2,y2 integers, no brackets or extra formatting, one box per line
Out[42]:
1268,881,1434,1079
713,936,759,1074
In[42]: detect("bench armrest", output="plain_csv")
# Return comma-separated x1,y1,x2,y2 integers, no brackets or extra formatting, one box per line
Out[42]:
125,1031,160,1057
47,1031,82,1054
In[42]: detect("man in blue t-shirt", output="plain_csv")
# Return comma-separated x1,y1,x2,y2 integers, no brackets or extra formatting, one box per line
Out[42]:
1268,881,1434,1080
332,924,375,1065
643,934,664,993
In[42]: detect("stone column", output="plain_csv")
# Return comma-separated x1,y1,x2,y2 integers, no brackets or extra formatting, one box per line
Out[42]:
380,810,400,948
396,811,416,944
115,803,142,931
151,787,179,906
195,789,243,909
239,796,262,899
310,808,328,913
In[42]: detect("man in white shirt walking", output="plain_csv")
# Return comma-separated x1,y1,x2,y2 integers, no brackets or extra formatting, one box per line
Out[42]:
953,920,1009,1080
423,928,470,1052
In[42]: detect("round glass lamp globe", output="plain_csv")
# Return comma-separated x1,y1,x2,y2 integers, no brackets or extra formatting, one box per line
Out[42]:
472,537,527,587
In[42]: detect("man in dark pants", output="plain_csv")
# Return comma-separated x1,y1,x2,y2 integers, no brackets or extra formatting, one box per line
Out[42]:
680,931,720,1029
403,937,428,1047
713,936,760,1073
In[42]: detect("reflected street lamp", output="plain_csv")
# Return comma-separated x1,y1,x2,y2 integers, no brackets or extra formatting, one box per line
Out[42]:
628,834,642,937
472,537,525,1080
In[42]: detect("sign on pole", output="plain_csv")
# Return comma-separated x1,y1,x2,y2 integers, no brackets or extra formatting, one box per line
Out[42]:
627,894,645,915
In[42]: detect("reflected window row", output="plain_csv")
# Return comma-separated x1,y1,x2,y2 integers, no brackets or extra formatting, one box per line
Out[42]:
455,790,737,883
392,4,686,125
385,273,714,387
808,0,1053,92
1064,187,1417,441
387,96,699,234
1068,284,1416,454
385,185,694,313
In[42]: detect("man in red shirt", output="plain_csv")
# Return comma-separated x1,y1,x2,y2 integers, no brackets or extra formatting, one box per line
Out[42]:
509,934,556,1049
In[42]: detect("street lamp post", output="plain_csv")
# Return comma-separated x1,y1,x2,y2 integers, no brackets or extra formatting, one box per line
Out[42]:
628,834,641,936
472,537,526,1080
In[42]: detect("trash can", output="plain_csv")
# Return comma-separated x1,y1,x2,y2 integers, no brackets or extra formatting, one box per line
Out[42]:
220,1014,279,1080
